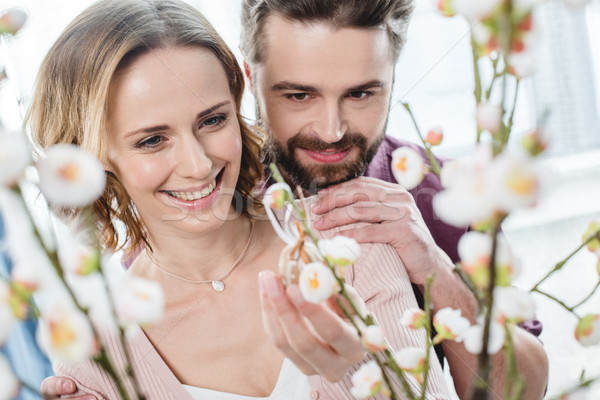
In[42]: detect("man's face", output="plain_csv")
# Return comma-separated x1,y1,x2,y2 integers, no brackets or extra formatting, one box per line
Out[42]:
251,15,395,192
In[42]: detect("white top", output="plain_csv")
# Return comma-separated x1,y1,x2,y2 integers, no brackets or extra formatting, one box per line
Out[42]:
183,358,312,400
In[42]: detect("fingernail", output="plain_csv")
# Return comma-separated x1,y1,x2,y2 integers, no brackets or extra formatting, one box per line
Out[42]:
288,285,306,306
310,200,320,210
63,380,75,392
313,217,323,227
259,270,283,298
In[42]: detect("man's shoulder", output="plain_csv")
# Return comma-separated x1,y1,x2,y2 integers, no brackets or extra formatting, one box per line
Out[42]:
366,136,446,186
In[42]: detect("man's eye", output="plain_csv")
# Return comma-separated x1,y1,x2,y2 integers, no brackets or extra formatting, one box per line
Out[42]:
136,135,163,149
286,93,309,101
347,91,371,99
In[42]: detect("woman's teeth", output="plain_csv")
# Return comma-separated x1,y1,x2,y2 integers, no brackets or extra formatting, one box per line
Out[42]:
166,180,216,201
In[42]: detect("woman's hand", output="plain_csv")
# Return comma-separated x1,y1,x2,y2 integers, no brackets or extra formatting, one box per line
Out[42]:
41,377,96,400
258,270,366,382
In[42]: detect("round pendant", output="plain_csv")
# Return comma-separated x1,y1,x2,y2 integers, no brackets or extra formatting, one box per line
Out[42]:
212,280,225,292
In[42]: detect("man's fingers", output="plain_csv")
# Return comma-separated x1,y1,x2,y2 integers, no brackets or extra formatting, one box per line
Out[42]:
313,202,406,230
338,224,392,246
313,177,409,215
287,285,365,366
41,377,77,400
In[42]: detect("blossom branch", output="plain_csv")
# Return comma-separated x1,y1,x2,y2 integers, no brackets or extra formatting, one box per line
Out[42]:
530,230,600,291
11,186,132,400
401,103,442,177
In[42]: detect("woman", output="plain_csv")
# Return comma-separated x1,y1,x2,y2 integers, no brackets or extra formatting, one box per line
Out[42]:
29,0,450,399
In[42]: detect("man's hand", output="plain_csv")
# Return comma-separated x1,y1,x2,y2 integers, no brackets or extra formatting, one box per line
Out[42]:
258,270,365,382
41,376,96,400
311,176,453,286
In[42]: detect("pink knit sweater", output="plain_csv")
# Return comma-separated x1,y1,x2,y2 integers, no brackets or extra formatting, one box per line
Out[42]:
55,221,451,400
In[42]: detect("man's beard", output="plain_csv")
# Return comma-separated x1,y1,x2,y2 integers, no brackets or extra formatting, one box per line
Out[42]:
264,131,385,194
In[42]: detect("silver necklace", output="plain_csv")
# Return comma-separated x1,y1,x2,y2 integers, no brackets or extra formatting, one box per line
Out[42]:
147,219,255,292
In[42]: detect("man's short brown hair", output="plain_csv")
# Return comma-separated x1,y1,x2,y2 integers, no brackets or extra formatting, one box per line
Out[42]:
240,0,415,65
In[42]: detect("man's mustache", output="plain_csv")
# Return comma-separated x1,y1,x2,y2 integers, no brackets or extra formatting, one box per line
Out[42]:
287,133,367,153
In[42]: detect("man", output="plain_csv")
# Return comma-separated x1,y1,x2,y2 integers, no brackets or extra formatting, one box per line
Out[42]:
240,1,546,399
44,0,547,398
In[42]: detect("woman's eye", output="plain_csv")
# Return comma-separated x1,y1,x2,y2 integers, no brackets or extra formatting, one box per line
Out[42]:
136,135,163,149
202,115,226,128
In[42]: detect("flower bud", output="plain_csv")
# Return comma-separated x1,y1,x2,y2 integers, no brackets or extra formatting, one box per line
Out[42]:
426,127,444,146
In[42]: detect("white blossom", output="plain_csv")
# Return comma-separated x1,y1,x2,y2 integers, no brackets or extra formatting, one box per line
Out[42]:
433,146,496,227
433,307,471,343
463,320,506,355
458,231,519,289
391,147,427,190
400,308,427,330
477,102,503,134
298,262,338,304
0,9,27,35
575,314,600,347
489,151,541,212
0,130,30,187
37,301,96,364
0,353,20,400
350,360,384,399
494,286,536,324
264,182,293,210
37,144,106,208
394,346,427,373
362,325,387,352
113,275,164,326
318,236,360,267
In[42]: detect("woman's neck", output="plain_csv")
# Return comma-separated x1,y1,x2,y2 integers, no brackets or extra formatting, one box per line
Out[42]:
142,216,254,283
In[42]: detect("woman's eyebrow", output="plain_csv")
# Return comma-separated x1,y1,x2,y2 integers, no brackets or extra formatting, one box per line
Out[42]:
124,100,231,138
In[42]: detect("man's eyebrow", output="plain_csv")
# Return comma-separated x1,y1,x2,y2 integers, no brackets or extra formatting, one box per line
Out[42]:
270,81,319,92
347,81,386,92
124,100,230,138
269,80,386,93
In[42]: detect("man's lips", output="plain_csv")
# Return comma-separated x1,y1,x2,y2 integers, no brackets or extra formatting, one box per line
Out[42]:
301,148,352,163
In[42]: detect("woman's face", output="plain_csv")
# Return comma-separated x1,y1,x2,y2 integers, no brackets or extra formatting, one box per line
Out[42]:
106,46,242,237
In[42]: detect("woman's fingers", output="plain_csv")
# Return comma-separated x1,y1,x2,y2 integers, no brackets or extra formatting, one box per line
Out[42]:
259,270,365,382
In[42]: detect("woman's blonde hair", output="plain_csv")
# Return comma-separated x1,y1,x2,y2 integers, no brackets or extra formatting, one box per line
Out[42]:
27,0,264,255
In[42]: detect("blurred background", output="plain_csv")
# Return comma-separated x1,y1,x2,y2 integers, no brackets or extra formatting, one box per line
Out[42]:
1,0,599,398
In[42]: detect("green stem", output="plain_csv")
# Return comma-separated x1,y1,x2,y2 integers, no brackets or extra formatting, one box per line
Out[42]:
453,265,484,307
484,56,501,101
81,209,145,400
401,103,442,177
547,376,600,400
531,288,581,319
383,350,418,400
503,323,526,400
530,231,600,291
572,281,600,309
372,353,400,400
471,36,482,104
471,222,502,400
504,79,520,146
419,275,434,400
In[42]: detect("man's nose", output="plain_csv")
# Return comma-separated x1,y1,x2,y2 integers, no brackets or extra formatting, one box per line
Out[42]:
313,99,348,144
